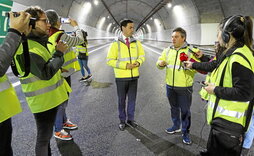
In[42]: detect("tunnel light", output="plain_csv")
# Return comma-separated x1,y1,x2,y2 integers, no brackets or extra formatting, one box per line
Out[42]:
167,3,172,8
150,17,153,20
154,18,162,32
106,23,112,32
97,17,106,30
94,0,99,5
107,16,110,19
146,24,151,33
82,2,92,15
173,5,185,25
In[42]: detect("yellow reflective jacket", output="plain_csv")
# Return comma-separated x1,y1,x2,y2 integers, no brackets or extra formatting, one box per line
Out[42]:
156,43,200,87
107,37,145,79
0,75,22,122
207,45,254,126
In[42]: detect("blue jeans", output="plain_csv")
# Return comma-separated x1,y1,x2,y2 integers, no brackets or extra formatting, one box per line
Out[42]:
243,113,254,149
54,101,68,132
78,58,91,77
116,79,138,122
166,85,192,134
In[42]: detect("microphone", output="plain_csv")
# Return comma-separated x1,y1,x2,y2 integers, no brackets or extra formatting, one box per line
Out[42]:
180,52,188,62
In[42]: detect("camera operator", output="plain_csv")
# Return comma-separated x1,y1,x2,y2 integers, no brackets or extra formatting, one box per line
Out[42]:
13,6,70,156
0,11,30,156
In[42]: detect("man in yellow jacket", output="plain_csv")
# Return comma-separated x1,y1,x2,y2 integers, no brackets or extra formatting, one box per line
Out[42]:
107,19,145,131
156,27,202,145
0,11,30,156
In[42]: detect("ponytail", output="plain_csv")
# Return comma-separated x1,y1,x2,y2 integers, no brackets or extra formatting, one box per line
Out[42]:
243,16,254,53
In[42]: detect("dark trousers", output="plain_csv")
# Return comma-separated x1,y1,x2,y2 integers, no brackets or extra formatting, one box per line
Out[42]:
166,85,192,134
0,118,13,156
33,107,58,156
116,79,138,122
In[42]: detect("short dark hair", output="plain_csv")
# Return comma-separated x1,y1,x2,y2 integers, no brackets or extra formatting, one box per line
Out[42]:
45,9,59,28
24,6,44,20
120,19,133,31
173,27,186,41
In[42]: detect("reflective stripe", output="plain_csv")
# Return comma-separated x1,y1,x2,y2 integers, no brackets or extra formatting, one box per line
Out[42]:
166,65,182,69
208,101,246,119
24,78,64,97
117,41,121,59
63,58,78,67
139,55,145,58
136,42,139,57
20,76,40,84
0,80,11,92
116,61,120,68
118,57,138,61
107,58,115,62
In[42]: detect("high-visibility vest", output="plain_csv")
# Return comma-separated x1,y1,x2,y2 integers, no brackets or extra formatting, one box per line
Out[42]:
0,75,22,122
14,40,72,113
207,45,254,126
199,56,217,100
48,31,80,77
76,44,88,56
107,39,145,78
156,45,200,87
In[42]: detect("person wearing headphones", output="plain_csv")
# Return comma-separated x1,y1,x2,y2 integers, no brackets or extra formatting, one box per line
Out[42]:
185,16,254,155
13,6,70,156
156,27,204,145
0,11,30,156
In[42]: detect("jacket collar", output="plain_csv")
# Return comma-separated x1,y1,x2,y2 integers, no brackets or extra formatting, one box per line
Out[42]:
170,42,188,50
118,36,136,43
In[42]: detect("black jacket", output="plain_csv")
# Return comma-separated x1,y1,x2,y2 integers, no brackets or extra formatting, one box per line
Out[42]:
192,42,254,102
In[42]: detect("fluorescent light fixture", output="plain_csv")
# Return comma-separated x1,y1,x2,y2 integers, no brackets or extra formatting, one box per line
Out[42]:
94,0,99,5
106,23,112,32
97,17,106,29
146,24,151,33
154,18,162,32
167,3,172,8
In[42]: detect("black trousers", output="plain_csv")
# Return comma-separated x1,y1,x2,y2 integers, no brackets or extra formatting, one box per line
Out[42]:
0,118,13,156
33,107,58,156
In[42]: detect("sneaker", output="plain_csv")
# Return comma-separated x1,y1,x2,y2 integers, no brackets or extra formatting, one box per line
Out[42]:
54,129,72,140
127,120,138,128
84,75,92,81
63,119,78,130
182,133,192,145
165,127,181,134
79,77,86,82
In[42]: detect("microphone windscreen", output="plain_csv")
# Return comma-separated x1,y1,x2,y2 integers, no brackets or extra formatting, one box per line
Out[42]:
180,52,188,61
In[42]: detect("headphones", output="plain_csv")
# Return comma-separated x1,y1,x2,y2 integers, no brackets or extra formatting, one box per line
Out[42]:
221,15,244,43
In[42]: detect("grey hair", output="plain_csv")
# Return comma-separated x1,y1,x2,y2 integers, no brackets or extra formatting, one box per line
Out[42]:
45,9,59,27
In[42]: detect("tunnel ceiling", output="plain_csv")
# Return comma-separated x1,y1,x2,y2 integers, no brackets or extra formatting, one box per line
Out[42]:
13,0,254,32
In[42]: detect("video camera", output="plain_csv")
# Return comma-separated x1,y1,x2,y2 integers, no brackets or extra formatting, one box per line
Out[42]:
5,12,36,29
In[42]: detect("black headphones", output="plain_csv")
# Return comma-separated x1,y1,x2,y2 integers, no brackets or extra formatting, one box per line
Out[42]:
222,15,243,43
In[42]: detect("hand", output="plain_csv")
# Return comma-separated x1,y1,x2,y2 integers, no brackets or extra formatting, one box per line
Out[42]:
9,11,31,34
194,50,203,59
56,40,68,53
126,63,134,69
183,61,193,69
69,18,78,27
204,82,216,94
159,60,167,67
61,68,69,73
133,61,140,67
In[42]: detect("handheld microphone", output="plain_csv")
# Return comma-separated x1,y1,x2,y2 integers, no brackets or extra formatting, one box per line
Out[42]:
180,52,188,62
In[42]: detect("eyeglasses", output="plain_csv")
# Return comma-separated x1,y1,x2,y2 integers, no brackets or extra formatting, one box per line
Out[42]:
37,18,49,24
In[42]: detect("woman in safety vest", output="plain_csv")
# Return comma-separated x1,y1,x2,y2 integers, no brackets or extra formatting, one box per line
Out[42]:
185,15,254,155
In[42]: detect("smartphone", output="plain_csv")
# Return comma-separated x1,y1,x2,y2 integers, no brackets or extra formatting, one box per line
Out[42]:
60,17,70,24
195,81,208,87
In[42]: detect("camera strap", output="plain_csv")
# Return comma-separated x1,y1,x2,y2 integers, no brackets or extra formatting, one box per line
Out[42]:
11,34,30,77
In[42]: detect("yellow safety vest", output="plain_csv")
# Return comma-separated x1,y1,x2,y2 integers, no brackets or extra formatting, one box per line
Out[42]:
0,75,22,122
156,45,200,87
207,45,254,126
107,39,145,78
199,56,217,100
14,40,72,113
48,31,80,77
76,44,88,56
